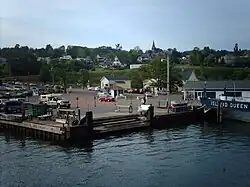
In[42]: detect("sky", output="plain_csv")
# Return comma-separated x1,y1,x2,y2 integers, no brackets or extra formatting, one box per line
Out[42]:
1,0,250,51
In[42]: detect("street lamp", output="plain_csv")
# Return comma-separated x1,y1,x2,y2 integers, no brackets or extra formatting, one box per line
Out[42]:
161,51,171,113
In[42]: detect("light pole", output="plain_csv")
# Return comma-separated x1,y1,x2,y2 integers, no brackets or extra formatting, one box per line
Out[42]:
161,54,170,112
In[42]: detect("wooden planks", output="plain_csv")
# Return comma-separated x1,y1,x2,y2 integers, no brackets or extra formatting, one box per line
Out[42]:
0,119,64,134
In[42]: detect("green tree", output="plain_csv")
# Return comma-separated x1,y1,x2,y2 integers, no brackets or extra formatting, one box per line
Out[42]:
79,69,89,88
131,75,143,89
53,62,69,93
189,47,204,66
39,64,51,83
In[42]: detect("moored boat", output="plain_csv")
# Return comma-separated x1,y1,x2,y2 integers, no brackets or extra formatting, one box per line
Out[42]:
200,82,250,122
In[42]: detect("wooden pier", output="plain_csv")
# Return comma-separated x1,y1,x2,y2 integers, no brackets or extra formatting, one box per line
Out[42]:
0,105,205,142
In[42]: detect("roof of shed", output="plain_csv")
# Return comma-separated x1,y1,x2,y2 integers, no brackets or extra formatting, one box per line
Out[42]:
180,69,194,81
183,80,250,90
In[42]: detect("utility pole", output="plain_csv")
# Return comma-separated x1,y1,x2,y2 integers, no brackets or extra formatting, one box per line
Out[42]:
166,55,170,103
161,54,170,112
51,67,55,85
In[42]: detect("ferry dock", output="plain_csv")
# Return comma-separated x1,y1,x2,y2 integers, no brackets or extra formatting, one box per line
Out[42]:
0,103,204,142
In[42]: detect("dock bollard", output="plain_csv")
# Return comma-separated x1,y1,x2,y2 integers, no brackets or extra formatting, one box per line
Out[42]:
94,97,96,107
78,108,81,122
85,111,93,130
147,104,154,125
129,105,133,113
217,101,222,123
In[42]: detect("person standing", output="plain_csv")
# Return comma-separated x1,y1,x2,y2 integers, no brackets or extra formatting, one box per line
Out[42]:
143,95,147,104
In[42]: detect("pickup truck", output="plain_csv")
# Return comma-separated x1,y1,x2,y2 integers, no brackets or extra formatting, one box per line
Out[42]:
40,94,71,108
46,98,71,108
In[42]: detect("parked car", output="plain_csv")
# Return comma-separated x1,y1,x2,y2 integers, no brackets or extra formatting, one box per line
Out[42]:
97,92,110,98
88,87,94,91
94,87,101,91
127,88,139,93
4,100,23,114
98,96,115,102
116,94,127,99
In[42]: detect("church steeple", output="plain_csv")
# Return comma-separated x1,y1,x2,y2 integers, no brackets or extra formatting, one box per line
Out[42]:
152,40,156,51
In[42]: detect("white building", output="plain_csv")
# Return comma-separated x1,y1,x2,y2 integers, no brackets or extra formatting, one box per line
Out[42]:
59,55,72,60
183,80,250,100
112,56,122,67
129,64,143,69
37,57,51,64
100,76,131,89
96,55,106,64
137,53,151,63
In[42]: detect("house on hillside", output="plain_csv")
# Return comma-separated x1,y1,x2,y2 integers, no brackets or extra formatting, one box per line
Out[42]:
180,56,190,64
96,55,107,66
37,57,51,64
137,54,151,63
183,80,250,100
59,55,72,60
100,76,131,90
111,56,122,68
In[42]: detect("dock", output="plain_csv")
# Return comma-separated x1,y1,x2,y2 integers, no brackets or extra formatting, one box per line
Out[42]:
0,104,205,143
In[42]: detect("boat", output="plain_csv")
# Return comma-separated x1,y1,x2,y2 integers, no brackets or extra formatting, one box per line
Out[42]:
200,83,250,122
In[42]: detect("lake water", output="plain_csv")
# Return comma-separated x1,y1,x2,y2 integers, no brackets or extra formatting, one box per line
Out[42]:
1,122,250,187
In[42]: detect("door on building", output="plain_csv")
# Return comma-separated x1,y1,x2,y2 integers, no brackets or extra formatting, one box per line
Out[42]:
197,91,203,100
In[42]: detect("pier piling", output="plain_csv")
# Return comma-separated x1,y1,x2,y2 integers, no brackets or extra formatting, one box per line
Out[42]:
147,105,154,125
217,101,223,123
85,111,93,130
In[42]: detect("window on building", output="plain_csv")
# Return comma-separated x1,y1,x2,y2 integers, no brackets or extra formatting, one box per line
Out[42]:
224,92,242,97
206,92,216,98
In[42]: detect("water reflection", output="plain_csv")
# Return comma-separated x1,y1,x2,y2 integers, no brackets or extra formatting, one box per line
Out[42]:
142,130,155,145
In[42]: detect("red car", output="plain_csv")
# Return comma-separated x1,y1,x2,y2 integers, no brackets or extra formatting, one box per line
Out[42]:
98,96,115,102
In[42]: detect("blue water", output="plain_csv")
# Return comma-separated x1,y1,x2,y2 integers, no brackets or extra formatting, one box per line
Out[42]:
1,123,250,187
